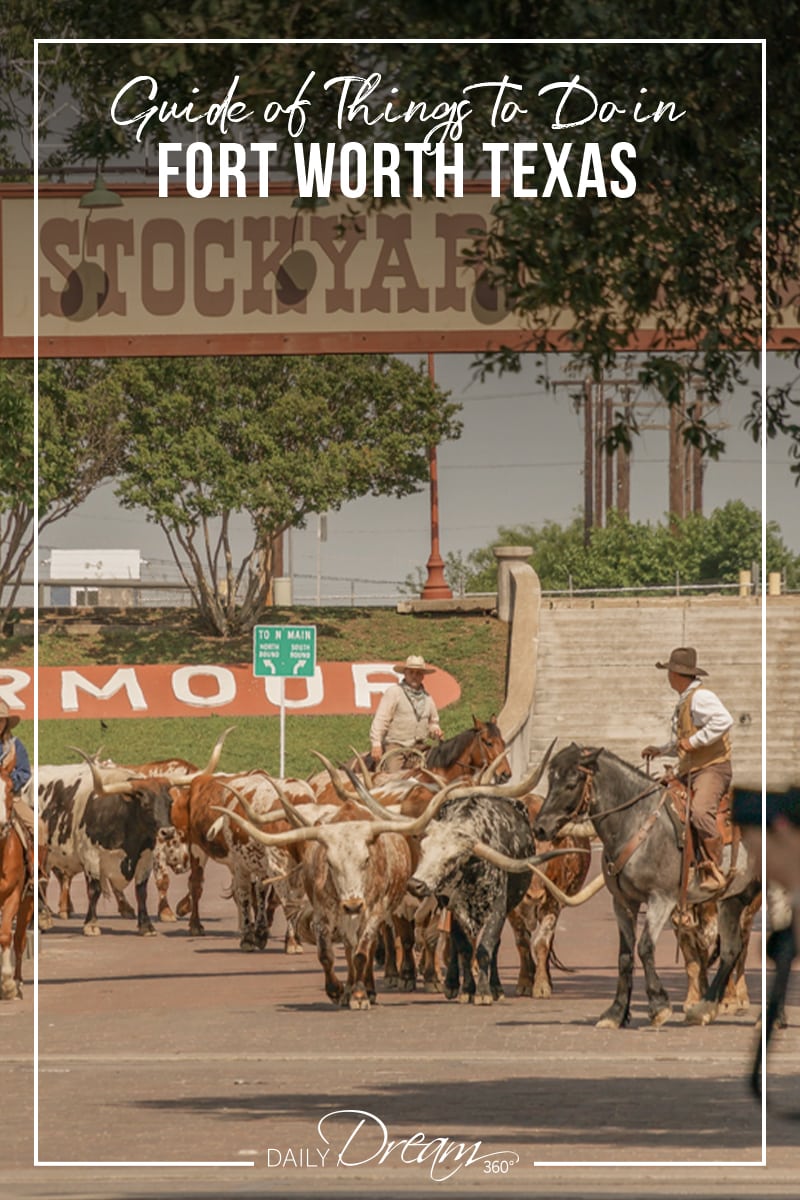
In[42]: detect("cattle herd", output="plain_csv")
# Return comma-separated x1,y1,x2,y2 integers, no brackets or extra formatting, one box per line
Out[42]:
27,719,761,1025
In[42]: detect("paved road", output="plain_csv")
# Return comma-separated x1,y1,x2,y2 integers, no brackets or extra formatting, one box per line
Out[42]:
2,858,798,1198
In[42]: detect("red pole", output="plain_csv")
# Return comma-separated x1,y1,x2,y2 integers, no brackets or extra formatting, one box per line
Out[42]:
420,352,453,600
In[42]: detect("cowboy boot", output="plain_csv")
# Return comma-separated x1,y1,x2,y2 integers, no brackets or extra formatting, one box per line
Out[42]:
697,835,727,891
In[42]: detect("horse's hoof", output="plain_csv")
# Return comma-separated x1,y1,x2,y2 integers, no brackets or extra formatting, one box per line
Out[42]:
649,1006,673,1028
239,940,256,953
175,897,192,919
443,986,459,1000
349,994,371,1011
1,982,16,1001
515,983,533,998
475,993,494,1006
595,1015,622,1029
137,925,157,937
384,976,398,990
457,992,473,1005
82,923,101,937
424,979,442,994
685,1001,718,1026
38,912,54,932
158,906,176,923
118,902,137,920
188,922,204,937
16,983,24,1000
284,940,303,955
400,977,416,992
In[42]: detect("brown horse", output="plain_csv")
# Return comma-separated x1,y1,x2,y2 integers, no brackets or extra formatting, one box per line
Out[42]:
424,716,512,784
1,749,34,1000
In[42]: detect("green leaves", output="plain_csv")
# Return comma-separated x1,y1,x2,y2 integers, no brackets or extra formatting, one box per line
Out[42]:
111,354,460,634
460,503,799,594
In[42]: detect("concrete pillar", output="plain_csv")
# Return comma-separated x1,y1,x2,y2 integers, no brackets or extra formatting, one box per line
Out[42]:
738,569,752,597
768,572,782,597
494,546,533,622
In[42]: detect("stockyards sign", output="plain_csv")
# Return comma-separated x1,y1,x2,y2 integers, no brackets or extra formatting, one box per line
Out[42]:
4,183,528,357
5,661,460,720
4,183,796,356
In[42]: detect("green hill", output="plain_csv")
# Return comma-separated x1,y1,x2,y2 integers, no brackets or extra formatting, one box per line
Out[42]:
33,607,508,775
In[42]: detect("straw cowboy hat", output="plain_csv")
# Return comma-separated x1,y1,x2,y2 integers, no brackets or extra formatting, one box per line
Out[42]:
394,654,436,676
0,700,21,729
655,646,708,677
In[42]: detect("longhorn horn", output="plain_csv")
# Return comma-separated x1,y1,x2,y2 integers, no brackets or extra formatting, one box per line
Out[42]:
453,737,558,800
349,746,374,790
212,780,291,828
527,867,606,907
212,806,324,847
341,765,445,827
204,725,236,774
471,842,590,872
340,765,394,818
71,748,143,798
470,841,605,906
381,777,469,837
311,751,358,804
262,774,315,829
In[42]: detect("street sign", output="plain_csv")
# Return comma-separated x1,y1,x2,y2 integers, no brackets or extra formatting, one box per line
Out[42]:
253,624,316,679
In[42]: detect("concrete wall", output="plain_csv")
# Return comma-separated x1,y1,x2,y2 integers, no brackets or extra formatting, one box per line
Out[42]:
507,591,797,791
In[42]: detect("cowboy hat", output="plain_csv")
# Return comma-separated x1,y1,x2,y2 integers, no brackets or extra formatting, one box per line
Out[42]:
655,646,708,677
394,654,436,675
0,700,21,729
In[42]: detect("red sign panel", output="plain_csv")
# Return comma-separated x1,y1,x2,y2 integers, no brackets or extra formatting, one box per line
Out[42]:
10,662,461,720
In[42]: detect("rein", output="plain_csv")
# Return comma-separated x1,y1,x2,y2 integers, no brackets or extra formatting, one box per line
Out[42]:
573,763,667,879
574,765,662,824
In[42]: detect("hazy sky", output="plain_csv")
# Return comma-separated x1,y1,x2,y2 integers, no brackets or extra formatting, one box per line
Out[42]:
40,353,796,605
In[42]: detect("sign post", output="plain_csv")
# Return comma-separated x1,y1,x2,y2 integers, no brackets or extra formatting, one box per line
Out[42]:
252,624,317,776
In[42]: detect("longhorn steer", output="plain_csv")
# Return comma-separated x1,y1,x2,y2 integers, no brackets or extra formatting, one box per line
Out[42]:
344,746,566,1005
172,771,323,948
223,791,422,1010
507,792,593,999
407,795,541,1004
40,759,179,936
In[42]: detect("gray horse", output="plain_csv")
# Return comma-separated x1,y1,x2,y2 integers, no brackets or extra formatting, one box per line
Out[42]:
524,744,760,1029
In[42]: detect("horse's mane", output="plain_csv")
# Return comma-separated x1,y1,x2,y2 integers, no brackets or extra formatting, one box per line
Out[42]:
426,727,476,770
598,747,656,783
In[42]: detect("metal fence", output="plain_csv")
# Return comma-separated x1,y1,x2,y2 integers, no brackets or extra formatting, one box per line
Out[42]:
5,567,792,618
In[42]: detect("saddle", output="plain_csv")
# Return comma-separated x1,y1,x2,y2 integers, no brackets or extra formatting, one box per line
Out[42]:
662,776,740,897
663,779,736,848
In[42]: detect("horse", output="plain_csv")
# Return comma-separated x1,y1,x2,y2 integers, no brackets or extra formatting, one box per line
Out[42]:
1,751,34,1000
423,715,512,783
530,744,760,1028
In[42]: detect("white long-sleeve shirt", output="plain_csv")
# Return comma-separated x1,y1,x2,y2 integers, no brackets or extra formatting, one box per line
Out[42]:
370,683,441,749
657,678,733,756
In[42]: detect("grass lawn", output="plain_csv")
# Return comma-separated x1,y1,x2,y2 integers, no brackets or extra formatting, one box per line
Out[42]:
28,607,509,776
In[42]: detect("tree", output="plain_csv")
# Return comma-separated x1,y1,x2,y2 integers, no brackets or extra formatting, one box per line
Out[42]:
113,354,461,635
0,362,34,626
0,358,124,631
458,504,800,594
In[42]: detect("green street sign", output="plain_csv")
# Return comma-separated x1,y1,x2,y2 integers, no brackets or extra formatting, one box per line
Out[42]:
253,624,317,678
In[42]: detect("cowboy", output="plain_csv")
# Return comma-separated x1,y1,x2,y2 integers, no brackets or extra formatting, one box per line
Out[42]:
0,700,38,840
370,654,444,772
642,646,733,891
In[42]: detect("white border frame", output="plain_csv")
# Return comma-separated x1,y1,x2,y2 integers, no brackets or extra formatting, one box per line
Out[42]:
32,35,767,1171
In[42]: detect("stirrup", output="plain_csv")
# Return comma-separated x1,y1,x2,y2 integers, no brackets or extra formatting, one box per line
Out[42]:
696,862,727,892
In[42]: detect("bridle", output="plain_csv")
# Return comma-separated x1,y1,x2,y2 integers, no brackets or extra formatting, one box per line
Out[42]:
571,761,663,824
570,759,667,879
